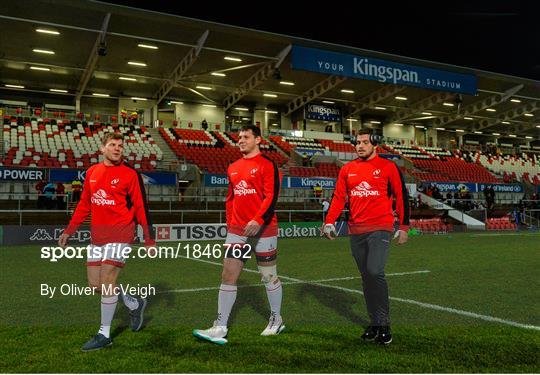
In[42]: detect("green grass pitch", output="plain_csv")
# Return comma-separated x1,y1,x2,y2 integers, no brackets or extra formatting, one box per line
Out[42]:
0,232,539,372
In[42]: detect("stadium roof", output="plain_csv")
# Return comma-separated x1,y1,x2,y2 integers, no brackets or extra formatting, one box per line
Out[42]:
0,0,539,140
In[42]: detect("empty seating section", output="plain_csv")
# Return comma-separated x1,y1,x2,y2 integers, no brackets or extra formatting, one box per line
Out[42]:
171,128,216,145
159,129,287,174
409,218,451,233
476,152,540,185
269,136,358,161
286,137,325,151
385,144,432,159
485,216,517,231
314,162,340,178
2,116,162,170
289,162,340,178
268,136,294,154
419,146,453,157
379,144,399,154
268,136,325,155
412,158,499,183
318,139,355,153
318,139,356,161
160,127,237,174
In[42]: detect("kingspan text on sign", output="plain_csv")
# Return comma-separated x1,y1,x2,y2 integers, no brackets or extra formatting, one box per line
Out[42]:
292,45,477,95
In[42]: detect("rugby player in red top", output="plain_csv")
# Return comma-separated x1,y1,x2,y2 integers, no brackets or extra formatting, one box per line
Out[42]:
322,129,409,345
193,125,283,345
58,132,155,351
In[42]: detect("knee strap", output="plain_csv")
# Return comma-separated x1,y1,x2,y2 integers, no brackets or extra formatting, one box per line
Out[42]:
258,265,278,285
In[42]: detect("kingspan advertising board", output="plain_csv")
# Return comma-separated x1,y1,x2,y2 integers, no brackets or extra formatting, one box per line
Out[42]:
292,45,477,95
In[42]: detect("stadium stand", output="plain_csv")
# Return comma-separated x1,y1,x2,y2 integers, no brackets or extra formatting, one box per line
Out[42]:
289,162,340,178
411,157,500,183
476,152,540,185
386,144,432,159
159,128,288,174
381,144,501,183
318,139,355,153
2,115,162,170
409,217,451,233
268,135,295,154
485,215,517,231
267,136,326,155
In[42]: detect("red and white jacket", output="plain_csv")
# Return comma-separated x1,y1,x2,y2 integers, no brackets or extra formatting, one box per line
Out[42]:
64,161,155,246
226,152,281,237
325,154,409,234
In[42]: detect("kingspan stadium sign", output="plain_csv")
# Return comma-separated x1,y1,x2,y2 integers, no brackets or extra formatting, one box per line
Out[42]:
292,45,477,95
306,104,341,121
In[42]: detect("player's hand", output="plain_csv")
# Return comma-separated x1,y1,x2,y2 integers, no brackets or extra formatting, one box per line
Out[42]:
243,220,261,237
58,232,70,247
393,229,408,245
321,224,337,240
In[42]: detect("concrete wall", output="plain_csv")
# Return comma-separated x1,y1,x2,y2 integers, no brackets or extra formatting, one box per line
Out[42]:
173,103,225,130
158,110,175,126
118,98,157,126
383,124,415,145
80,97,117,118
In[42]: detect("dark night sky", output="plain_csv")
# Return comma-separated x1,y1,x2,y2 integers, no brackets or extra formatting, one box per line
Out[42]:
101,0,540,81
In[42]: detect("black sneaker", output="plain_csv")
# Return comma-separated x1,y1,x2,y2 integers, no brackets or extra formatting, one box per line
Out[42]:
81,333,112,352
361,325,379,341
375,326,392,345
129,297,147,332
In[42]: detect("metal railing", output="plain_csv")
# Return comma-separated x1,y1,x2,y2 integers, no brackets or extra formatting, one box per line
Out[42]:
0,208,328,226
522,209,540,228
0,192,329,209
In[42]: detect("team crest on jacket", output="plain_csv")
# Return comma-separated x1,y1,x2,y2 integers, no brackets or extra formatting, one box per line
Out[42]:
372,169,381,178
250,168,258,177
91,189,116,206
350,181,380,197
234,180,257,196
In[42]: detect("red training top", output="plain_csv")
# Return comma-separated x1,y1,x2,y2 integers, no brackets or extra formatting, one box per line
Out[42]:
325,154,409,234
64,161,155,246
226,152,281,237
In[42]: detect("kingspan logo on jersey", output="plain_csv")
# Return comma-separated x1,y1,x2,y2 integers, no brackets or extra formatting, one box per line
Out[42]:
351,181,380,197
233,180,257,196
91,189,116,206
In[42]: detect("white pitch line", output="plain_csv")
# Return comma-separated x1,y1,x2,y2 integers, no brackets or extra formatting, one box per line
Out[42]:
176,255,540,331
161,270,430,294
313,270,431,283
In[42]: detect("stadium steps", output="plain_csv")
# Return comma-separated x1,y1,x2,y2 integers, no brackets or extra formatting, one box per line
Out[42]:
267,137,290,158
147,128,180,169
417,192,486,230
282,157,298,176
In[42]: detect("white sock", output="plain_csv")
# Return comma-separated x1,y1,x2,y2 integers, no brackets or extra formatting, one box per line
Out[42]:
120,291,139,311
98,295,118,338
265,279,282,317
216,284,237,327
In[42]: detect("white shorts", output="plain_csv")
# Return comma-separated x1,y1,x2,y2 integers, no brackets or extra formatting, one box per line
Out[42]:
224,233,278,262
86,243,131,268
